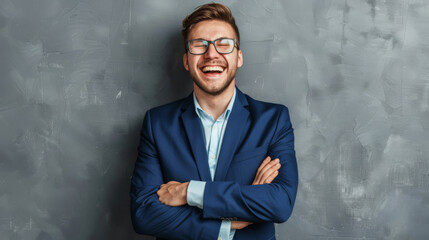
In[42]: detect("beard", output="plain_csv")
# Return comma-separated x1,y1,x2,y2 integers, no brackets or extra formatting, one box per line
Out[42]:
191,73,235,96
190,58,237,96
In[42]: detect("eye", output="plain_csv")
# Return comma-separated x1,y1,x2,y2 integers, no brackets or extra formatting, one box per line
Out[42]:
191,40,208,48
217,39,233,46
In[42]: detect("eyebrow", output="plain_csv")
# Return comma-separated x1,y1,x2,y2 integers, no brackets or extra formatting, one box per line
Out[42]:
190,37,233,41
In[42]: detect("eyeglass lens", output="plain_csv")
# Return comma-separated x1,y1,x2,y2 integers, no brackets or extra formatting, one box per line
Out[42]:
189,38,235,54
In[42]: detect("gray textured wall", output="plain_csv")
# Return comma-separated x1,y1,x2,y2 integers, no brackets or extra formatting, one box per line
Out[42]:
1,0,428,239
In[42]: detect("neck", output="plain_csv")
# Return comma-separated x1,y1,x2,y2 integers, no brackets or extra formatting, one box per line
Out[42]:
194,82,235,121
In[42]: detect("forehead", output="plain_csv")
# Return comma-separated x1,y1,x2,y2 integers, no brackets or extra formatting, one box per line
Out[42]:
188,20,237,40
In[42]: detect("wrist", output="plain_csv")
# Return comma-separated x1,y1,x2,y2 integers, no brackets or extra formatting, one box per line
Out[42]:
182,182,190,202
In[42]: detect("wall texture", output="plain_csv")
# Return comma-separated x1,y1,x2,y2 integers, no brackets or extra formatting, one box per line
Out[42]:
1,0,428,239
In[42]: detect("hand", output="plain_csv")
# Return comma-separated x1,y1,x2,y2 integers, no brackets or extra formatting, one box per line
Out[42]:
231,220,253,229
252,156,281,185
157,181,189,206
231,157,281,230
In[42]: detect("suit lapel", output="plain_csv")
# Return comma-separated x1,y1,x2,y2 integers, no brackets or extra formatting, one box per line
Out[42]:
180,96,212,182
214,89,250,181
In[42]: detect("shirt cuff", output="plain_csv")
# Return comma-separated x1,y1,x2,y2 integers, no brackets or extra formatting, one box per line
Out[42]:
230,228,236,240
218,221,236,240
186,180,206,209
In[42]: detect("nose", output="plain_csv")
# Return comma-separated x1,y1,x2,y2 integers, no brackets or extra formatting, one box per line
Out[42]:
204,42,219,58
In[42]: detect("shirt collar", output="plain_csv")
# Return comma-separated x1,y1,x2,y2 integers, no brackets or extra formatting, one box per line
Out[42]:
193,87,236,121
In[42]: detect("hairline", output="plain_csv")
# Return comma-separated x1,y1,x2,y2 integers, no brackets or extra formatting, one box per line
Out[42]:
186,20,239,42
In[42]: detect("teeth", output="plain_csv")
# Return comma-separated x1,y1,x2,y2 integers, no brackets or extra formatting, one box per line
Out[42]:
202,66,224,73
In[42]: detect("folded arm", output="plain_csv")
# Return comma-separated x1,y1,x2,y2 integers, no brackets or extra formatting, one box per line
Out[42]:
202,107,298,223
157,156,282,230
131,107,298,238
131,183,221,239
130,111,222,240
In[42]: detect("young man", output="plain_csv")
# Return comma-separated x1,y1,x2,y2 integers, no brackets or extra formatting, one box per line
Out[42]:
130,3,298,240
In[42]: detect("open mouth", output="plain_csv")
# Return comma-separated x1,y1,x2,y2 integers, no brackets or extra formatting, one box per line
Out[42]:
201,66,225,74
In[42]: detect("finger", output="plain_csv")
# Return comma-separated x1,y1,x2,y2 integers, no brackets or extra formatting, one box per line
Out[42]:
257,159,280,181
261,158,279,172
260,162,281,183
168,185,178,194
254,160,276,185
158,192,168,204
261,162,281,179
257,156,271,170
254,158,269,181
240,221,253,229
257,161,280,185
231,220,251,230
157,188,166,196
264,170,279,184
167,181,179,185
253,157,271,184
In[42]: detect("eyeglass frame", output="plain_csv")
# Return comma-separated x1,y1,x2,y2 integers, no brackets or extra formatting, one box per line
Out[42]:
186,38,240,55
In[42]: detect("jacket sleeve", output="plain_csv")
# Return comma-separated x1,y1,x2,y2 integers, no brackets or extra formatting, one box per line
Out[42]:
202,106,298,223
130,110,221,240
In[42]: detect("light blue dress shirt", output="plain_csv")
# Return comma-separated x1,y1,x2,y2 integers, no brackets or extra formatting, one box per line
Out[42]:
187,88,236,240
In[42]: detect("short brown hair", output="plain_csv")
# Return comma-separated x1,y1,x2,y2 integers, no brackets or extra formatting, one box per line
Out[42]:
182,3,240,51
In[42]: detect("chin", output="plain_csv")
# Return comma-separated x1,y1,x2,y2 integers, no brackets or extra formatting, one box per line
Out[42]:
194,79,233,96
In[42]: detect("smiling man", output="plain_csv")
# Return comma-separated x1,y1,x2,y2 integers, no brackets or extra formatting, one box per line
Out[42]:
183,19,242,98
130,3,298,240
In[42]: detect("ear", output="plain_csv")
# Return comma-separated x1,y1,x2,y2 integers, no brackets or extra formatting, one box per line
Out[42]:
237,50,243,68
183,53,189,71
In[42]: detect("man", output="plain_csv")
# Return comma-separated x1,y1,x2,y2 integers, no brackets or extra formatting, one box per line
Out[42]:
130,3,298,240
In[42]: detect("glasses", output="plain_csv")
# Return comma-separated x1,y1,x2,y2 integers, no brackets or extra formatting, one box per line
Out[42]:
187,38,239,55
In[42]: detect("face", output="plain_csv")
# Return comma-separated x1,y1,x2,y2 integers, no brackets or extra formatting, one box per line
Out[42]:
183,20,243,96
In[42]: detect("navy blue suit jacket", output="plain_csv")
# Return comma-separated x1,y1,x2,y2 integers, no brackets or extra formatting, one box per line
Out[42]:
130,88,298,240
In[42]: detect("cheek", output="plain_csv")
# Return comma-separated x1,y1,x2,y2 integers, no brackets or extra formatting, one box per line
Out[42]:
188,58,200,70
226,55,239,68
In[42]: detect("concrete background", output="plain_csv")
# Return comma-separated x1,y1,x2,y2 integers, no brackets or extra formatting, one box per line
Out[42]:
1,0,428,239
